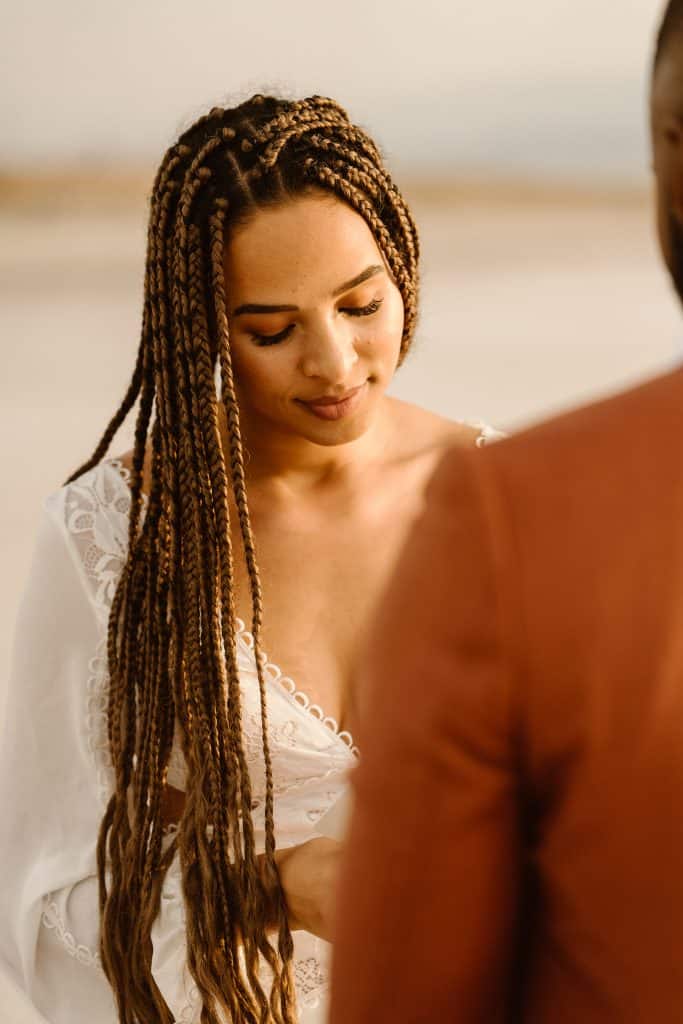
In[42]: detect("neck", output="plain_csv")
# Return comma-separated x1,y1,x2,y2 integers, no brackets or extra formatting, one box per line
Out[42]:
218,400,392,494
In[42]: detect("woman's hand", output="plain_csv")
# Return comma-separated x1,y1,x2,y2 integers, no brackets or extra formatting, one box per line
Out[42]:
273,837,343,942
160,785,343,942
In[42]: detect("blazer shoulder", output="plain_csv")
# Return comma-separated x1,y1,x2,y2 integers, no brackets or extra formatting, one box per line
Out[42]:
480,367,683,491
424,367,683,620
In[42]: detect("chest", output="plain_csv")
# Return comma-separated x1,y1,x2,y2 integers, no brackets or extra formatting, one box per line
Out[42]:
230,478,429,735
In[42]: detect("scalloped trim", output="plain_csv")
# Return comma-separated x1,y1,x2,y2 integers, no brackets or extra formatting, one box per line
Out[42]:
106,459,360,756
42,896,103,972
235,619,359,759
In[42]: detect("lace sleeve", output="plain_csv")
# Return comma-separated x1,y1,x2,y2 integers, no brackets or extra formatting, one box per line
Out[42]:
0,493,117,1017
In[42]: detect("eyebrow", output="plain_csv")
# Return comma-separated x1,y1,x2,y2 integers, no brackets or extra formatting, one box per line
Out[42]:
232,264,384,316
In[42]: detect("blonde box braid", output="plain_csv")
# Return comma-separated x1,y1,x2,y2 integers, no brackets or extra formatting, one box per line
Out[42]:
66,94,420,1024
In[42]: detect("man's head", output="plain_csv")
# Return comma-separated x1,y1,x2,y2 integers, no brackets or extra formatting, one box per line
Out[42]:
652,1,683,302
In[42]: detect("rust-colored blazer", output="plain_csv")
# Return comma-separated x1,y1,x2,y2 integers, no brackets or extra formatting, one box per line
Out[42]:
330,370,683,1023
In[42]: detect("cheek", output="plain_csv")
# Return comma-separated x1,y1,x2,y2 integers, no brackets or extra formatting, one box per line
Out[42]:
379,290,405,354
230,343,297,402
358,286,404,344
389,284,405,332
357,311,403,376
229,342,270,391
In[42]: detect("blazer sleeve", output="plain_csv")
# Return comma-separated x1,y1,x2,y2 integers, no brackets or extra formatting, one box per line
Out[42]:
330,446,521,1024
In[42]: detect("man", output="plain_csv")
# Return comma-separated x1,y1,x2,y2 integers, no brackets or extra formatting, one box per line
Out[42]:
329,3,683,1021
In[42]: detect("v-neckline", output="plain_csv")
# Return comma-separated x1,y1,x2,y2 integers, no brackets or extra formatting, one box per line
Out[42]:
234,618,359,759
106,458,359,760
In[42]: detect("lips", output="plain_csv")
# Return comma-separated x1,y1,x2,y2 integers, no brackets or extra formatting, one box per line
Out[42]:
296,382,367,421
303,385,364,405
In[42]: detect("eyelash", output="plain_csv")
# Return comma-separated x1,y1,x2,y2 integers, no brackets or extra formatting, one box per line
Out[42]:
251,298,384,347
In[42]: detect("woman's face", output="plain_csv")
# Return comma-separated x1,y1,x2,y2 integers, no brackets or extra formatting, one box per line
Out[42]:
223,193,405,448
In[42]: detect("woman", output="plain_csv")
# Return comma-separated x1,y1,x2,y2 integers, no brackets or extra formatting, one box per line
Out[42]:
0,94,499,1024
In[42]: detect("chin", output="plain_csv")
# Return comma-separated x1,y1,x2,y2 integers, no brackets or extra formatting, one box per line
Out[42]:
288,378,386,445
297,413,375,447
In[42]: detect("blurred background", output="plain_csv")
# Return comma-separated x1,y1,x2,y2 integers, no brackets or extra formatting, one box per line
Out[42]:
0,1,679,1013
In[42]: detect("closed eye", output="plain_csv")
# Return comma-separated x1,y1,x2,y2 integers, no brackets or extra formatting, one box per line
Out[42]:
250,297,383,347
340,298,383,317
251,324,296,347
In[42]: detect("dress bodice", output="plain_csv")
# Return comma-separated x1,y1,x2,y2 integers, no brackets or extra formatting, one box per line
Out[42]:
1,423,500,1024
59,457,357,1020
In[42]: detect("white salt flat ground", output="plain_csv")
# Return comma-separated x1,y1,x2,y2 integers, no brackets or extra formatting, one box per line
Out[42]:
0,189,680,1020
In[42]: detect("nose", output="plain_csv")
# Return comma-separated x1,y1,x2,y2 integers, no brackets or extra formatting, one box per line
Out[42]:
299,318,359,383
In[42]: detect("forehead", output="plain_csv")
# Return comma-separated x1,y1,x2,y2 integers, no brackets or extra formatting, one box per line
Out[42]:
224,194,383,298
652,39,683,120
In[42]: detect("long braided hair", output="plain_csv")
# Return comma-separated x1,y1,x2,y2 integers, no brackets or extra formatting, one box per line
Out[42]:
67,94,419,1023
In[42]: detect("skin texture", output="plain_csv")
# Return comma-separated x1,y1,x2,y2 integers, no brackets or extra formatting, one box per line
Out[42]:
652,32,683,302
225,192,406,453
220,194,477,733
141,193,481,938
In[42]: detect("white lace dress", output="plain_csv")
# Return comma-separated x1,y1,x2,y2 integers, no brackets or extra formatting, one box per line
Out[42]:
0,425,502,1024
0,460,357,1024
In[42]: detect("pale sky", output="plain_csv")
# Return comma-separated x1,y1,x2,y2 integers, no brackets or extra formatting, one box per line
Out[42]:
1,0,667,181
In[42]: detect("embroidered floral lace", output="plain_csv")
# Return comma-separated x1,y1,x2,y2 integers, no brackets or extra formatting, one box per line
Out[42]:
2,421,497,1024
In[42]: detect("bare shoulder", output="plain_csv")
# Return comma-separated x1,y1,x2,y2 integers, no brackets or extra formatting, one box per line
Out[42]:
386,397,493,458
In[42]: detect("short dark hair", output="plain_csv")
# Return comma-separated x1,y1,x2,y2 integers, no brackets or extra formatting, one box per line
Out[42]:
655,0,683,69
